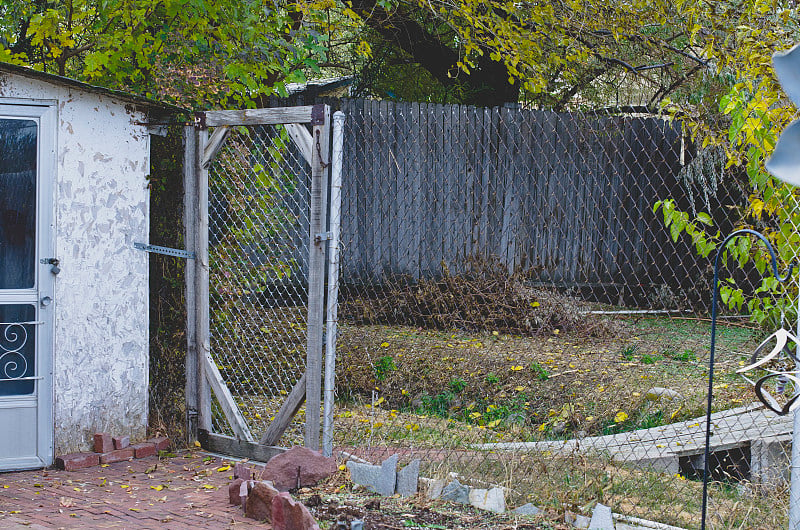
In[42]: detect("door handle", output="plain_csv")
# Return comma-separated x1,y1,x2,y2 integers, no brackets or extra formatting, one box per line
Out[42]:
40,296,52,307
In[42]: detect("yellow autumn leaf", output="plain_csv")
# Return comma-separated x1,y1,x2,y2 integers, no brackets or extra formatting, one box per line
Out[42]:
614,411,628,423
510,365,523,371
120,484,130,489
487,419,501,428
338,464,346,471
380,342,390,347
217,465,231,472
151,485,164,491
194,441,201,447
202,485,215,490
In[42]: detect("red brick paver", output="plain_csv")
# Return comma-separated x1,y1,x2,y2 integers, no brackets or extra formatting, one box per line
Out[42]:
0,452,267,529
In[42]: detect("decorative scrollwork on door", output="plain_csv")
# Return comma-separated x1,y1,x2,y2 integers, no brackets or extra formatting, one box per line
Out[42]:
0,321,31,380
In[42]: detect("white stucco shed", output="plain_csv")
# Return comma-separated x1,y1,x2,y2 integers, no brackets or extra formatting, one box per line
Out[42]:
0,63,179,469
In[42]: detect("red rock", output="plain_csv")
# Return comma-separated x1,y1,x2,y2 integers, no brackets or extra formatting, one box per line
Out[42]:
112,436,130,450
271,491,320,530
245,481,279,522
56,452,99,471
262,446,337,491
229,478,245,505
131,443,156,458
93,433,113,453
234,462,254,480
100,448,135,464
146,437,170,452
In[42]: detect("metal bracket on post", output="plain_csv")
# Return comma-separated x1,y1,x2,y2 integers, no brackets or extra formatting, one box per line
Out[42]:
194,112,207,129
315,232,333,243
311,104,326,126
134,242,196,259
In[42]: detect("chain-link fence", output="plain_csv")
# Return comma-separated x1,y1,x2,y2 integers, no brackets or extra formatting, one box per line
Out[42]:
206,122,312,441
170,95,798,528
316,98,787,529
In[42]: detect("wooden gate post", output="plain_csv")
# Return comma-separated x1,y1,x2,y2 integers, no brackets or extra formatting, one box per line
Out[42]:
194,126,212,433
183,125,199,441
305,104,331,450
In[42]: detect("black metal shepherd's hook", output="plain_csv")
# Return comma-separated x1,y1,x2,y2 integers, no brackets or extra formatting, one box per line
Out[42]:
701,229,796,529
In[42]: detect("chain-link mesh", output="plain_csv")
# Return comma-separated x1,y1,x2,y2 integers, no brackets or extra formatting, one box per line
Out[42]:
148,127,189,444
196,95,795,528
207,123,311,443
319,98,785,529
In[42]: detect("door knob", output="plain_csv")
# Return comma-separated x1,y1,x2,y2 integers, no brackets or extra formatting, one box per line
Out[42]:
40,296,52,307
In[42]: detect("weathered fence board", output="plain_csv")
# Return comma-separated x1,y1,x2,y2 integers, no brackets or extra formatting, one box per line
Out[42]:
264,97,701,304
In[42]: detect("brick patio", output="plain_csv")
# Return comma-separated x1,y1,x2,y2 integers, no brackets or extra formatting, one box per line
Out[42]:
0,451,266,529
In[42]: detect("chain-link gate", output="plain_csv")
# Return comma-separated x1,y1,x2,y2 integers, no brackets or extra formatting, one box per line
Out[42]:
186,105,341,457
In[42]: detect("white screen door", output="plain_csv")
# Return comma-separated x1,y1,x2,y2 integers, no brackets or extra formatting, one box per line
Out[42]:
0,103,55,470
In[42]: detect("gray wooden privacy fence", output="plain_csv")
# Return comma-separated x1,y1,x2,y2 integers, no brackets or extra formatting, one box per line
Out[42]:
263,96,727,307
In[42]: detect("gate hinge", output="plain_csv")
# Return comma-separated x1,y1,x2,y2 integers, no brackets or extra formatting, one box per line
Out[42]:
311,104,326,125
315,231,333,243
134,242,196,259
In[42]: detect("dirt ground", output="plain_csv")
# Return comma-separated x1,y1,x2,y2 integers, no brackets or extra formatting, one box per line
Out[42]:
0,450,561,529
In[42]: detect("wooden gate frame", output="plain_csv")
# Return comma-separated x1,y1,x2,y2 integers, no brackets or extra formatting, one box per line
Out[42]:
184,105,331,459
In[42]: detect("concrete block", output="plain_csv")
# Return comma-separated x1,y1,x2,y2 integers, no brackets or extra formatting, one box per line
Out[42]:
566,511,591,529
395,459,420,496
751,439,790,489
440,479,470,504
468,487,505,513
419,477,446,500
346,454,398,497
513,503,541,516
589,503,614,529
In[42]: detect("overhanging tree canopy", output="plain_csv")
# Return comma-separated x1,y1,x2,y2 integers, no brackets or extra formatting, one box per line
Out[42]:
0,0,327,108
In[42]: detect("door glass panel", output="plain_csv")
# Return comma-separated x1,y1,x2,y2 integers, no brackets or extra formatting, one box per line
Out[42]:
0,118,37,290
0,305,36,395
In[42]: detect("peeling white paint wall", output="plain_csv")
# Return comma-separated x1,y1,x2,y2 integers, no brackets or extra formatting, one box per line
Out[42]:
0,73,151,454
